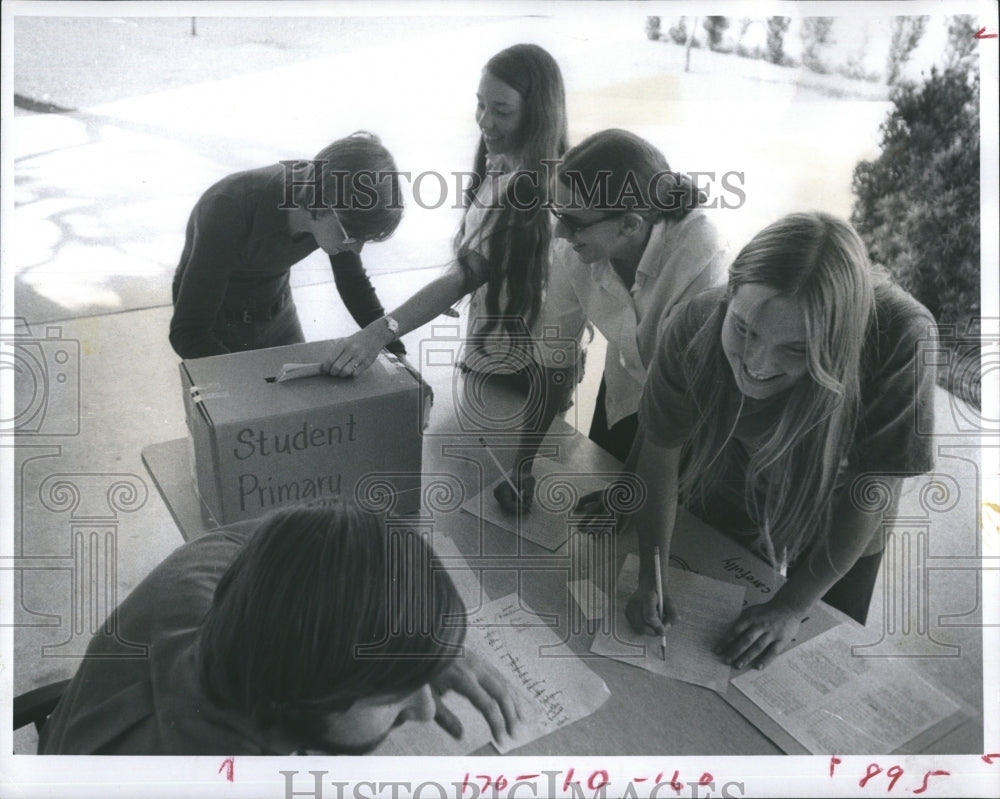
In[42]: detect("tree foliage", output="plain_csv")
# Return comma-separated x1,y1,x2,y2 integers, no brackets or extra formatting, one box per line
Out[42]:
765,17,791,65
852,66,981,405
886,15,929,85
800,17,835,73
703,16,730,51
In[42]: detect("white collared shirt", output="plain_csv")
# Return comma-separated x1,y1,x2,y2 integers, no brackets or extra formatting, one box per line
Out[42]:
538,210,729,426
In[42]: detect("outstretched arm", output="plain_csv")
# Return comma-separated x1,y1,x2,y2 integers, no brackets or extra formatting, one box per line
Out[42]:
716,473,901,670
623,433,682,635
492,365,576,514
322,256,484,376
329,250,405,356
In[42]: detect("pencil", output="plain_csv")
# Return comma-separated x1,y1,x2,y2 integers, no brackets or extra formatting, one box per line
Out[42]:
652,545,667,661
479,437,521,498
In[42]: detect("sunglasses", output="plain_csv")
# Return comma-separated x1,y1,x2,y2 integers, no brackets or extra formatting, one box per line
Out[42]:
549,208,620,235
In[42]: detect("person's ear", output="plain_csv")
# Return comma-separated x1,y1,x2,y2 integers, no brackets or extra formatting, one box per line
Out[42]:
620,212,646,235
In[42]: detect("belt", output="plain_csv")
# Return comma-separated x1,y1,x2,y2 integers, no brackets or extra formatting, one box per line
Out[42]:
220,290,290,324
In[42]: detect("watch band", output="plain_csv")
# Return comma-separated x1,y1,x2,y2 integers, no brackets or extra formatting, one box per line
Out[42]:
383,315,400,339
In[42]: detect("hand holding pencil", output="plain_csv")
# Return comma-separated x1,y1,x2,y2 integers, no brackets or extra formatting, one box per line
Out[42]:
625,548,679,639
481,438,536,514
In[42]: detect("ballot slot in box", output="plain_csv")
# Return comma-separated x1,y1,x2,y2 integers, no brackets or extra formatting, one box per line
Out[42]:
180,342,425,524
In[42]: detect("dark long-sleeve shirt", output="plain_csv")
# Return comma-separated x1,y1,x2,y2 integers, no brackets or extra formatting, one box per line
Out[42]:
170,164,403,359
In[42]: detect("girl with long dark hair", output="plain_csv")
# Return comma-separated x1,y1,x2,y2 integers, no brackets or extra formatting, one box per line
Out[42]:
320,44,568,378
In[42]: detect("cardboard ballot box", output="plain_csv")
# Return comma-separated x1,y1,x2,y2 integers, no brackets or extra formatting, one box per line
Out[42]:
180,342,426,524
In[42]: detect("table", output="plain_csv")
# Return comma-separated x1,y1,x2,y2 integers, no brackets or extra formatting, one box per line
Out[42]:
142,366,979,755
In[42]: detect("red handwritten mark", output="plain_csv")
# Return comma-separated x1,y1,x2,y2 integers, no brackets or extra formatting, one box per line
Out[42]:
913,770,949,794
983,753,1000,764
562,768,577,792
859,763,883,788
669,770,683,793
975,27,998,39
885,765,904,791
699,773,714,786
588,771,610,790
515,775,540,782
218,758,234,782
830,756,842,777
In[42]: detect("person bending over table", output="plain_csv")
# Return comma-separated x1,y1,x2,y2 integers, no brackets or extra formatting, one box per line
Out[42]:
319,44,567,380
170,131,406,360
492,129,729,514
608,212,936,669
39,502,521,755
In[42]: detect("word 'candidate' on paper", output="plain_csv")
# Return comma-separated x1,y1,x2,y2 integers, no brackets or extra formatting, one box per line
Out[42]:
589,553,745,693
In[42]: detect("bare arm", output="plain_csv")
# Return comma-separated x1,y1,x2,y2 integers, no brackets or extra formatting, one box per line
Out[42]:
492,365,576,513
322,255,485,375
624,433,682,634
718,473,901,669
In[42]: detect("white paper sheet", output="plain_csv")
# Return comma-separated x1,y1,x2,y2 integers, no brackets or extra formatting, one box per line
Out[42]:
590,553,746,693
731,624,966,754
375,583,611,754
461,457,611,551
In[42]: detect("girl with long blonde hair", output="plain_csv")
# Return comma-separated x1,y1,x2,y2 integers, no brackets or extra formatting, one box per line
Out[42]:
622,212,937,669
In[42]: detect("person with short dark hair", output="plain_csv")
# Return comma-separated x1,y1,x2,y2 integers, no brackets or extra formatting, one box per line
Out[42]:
39,502,520,755
170,131,406,360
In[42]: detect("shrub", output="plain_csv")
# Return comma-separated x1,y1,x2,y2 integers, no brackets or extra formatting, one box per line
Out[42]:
800,17,835,73
851,66,981,407
703,16,730,51
668,17,689,45
766,17,791,65
886,15,928,85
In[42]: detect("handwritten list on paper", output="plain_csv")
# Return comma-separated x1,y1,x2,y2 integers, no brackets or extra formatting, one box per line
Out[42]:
375,593,610,756
589,554,745,693
731,624,966,754
471,596,610,752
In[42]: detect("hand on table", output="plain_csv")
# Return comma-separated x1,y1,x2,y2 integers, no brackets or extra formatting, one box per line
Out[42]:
430,648,524,743
493,472,536,515
625,586,679,636
322,329,384,378
714,598,802,671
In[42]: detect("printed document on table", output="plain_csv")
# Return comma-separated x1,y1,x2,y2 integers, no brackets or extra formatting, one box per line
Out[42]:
731,624,966,754
590,553,745,693
461,457,611,551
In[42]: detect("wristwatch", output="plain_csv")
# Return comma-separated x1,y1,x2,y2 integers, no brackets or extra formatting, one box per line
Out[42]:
383,315,400,340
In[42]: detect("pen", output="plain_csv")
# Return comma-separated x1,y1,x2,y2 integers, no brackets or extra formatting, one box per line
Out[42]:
479,438,521,498
652,545,667,661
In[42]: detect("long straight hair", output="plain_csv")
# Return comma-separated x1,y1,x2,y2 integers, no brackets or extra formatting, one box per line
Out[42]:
456,43,568,334
679,212,876,567
198,502,465,748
